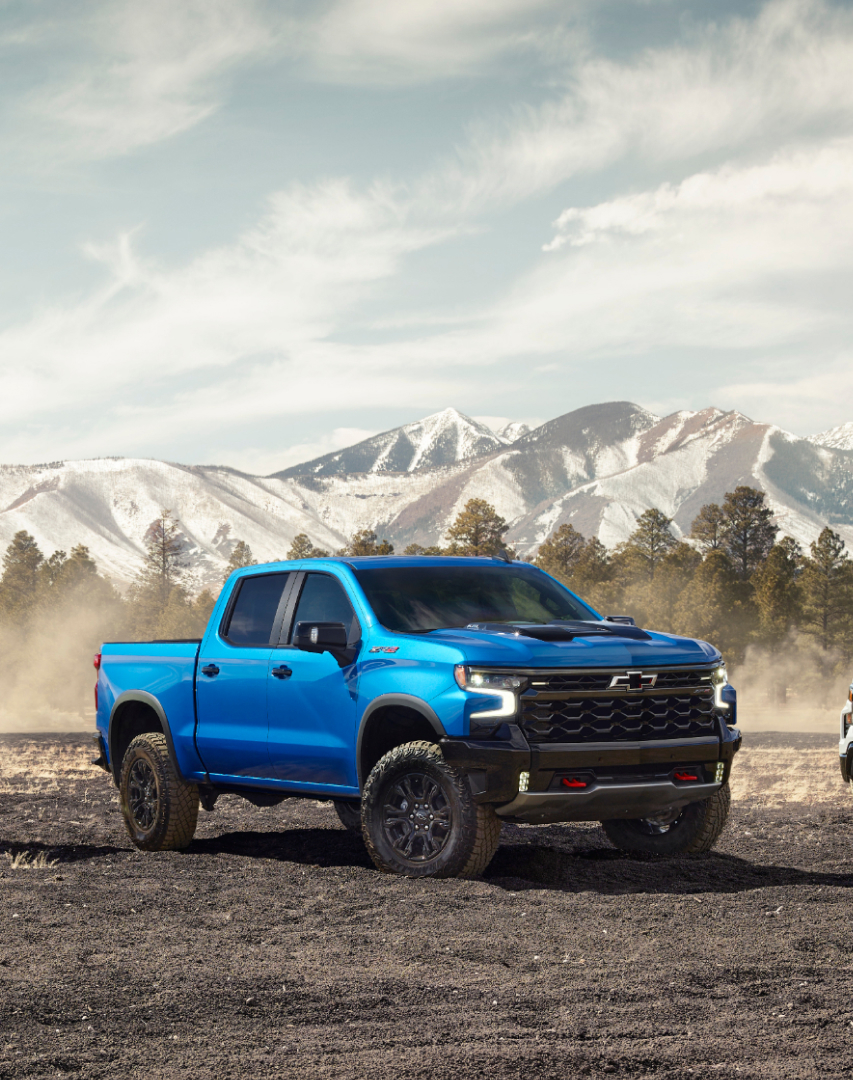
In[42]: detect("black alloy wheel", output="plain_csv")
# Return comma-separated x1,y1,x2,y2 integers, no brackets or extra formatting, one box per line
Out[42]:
119,732,199,851
361,741,501,879
380,771,453,863
127,758,159,830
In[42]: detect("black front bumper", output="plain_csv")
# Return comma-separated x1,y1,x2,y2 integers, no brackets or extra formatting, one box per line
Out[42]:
441,719,741,825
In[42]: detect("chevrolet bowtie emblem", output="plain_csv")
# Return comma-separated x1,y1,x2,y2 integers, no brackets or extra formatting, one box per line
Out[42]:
609,670,657,691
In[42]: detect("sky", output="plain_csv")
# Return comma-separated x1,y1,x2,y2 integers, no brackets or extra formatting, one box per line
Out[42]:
1,0,852,475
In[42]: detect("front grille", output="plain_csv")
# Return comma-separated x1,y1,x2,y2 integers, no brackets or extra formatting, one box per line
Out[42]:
521,665,719,744
528,668,714,693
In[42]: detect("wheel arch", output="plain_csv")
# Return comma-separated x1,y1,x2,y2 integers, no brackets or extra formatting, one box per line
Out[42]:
108,691,182,785
356,694,447,789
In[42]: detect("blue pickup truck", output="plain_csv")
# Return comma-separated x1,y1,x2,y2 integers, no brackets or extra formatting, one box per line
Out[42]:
93,555,740,878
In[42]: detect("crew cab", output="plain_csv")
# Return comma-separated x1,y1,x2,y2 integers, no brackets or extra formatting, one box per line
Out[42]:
93,556,740,878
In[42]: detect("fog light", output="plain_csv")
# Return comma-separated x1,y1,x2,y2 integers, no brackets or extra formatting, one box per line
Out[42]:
714,762,725,783
518,771,530,793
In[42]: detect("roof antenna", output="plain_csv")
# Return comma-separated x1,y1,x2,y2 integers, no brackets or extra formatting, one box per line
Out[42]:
495,549,512,563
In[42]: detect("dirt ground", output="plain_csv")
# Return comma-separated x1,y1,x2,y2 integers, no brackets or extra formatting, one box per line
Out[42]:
2,730,852,1080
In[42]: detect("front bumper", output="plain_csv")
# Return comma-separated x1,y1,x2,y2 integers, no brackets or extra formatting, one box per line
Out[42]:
494,780,722,825
441,718,740,825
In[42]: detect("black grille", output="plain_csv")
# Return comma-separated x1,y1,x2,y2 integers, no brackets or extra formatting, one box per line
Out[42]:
528,669,714,693
522,693,716,743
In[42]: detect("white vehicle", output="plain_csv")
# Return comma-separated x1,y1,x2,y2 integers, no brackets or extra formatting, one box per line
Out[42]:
839,680,853,786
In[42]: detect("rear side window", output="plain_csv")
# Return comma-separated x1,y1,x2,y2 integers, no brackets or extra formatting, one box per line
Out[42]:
222,573,289,646
289,574,358,642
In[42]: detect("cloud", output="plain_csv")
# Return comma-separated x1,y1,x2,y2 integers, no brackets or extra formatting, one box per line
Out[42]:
420,0,853,213
2,0,853,464
0,178,460,457
22,0,273,159
303,0,571,84
218,428,379,476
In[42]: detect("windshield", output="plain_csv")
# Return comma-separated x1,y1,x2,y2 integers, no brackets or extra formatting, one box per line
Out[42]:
352,563,599,634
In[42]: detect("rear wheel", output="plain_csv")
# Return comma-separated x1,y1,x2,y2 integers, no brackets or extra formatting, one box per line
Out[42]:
333,799,363,834
119,733,199,851
362,741,501,879
601,783,730,856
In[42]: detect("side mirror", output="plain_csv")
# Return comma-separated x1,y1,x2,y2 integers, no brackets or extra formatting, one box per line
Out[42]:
605,615,636,626
293,621,349,653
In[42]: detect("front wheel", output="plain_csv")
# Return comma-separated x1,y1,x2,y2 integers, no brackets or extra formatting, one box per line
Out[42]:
601,783,731,856
119,732,199,851
362,741,501,879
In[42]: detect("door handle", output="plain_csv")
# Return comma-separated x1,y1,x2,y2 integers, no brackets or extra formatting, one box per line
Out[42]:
201,664,220,677
271,665,292,680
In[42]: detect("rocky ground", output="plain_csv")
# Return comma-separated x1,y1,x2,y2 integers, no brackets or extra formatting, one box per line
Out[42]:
1,731,852,1080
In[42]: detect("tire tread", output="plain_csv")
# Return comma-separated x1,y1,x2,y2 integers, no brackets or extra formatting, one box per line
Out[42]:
362,740,501,879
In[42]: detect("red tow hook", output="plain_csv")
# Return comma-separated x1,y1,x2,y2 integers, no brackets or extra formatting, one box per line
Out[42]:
673,771,699,782
561,777,588,789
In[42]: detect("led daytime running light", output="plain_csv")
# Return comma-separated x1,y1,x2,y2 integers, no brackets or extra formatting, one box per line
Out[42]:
711,664,729,709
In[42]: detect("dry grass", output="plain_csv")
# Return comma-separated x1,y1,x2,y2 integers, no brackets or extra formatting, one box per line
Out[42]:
3,849,59,870
729,746,846,809
1,733,848,809
0,739,97,794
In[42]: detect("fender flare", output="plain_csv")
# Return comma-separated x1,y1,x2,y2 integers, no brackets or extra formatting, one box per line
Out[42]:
108,690,183,785
356,693,447,788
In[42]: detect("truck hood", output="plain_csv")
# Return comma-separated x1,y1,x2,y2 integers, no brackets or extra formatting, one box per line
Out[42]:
427,625,720,668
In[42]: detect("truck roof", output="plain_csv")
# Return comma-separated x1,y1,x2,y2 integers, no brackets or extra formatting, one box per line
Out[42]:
243,554,525,572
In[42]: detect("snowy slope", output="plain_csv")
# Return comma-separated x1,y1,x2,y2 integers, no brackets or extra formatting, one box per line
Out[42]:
274,408,504,479
494,421,530,443
808,421,853,451
0,402,851,588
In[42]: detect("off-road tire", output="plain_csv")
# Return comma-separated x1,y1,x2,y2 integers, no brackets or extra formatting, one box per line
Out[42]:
119,733,199,851
362,741,501,879
601,782,731,856
333,799,363,834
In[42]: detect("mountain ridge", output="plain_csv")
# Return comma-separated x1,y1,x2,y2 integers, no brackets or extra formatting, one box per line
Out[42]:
0,402,850,587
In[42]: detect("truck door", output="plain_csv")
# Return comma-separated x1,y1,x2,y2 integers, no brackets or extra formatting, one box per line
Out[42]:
266,572,360,790
195,571,293,780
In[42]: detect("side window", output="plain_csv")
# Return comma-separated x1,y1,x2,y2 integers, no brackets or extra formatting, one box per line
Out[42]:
289,574,358,642
222,573,289,646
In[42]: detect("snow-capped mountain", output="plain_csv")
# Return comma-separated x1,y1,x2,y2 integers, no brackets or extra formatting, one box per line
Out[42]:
808,420,853,451
0,402,851,587
275,408,504,479
494,421,531,443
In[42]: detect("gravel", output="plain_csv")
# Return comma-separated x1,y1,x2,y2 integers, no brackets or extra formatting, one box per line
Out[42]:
1,732,852,1079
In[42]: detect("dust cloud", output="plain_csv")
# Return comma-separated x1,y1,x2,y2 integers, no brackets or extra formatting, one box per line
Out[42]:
731,635,850,735
0,600,121,735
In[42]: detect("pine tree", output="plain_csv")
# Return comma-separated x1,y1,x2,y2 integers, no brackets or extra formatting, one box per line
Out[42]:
340,529,394,556
444,499,509,557
0,531,45,620
673,549,748,661
689,504,726,553
127,509,187,635
225,540,256,579
403,543,444,555
617,509,677,581
640,542,703,632
535,523,585,582
750,537,802,702
752,538,802,648
799,527,853,654
721,486,777,579
287,534,330,559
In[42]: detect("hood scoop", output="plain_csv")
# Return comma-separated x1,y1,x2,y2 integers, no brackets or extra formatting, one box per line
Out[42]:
465,620,652,642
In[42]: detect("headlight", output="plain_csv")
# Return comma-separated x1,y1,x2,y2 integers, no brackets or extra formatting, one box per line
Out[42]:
711,664,729,709
454,666,523,691
454,666,523,721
